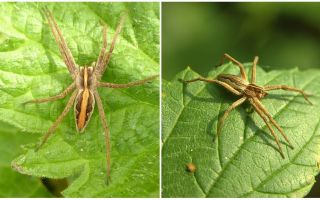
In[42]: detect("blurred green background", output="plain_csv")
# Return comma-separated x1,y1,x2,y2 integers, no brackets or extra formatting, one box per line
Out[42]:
162,2,320,197
163,2,320,80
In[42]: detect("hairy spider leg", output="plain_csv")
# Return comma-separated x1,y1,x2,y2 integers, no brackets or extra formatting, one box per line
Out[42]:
251,56,259,84
42,8,77,77
98,75,159,88
36,90,78,151
217,97,247,136
96,25,108,72
182,77,242,96
24,83,75,104
95,14,126,80
248,97,285,158
253,98,294,149
264,85,312,105
93,90,111,184
220,53,247,81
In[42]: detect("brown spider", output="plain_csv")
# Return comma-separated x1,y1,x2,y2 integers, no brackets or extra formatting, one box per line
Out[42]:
183,53,312,158
24,8,158,182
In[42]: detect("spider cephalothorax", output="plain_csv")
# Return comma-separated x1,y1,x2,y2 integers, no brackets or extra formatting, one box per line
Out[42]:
245,84,268,99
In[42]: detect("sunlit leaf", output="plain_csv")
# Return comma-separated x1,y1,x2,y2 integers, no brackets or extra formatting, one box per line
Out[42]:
0,2,159,197
162,63,320,197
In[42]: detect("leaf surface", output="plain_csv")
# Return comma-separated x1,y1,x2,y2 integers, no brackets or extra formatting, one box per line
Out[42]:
0,122,51,197
162,63,320,197
0,2,159,197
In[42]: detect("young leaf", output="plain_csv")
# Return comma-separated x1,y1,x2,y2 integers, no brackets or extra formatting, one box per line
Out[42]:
162,63,320,197
0,2,159,197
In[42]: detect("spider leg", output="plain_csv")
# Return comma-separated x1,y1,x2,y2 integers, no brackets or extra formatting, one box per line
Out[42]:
251,56,259,84
24,83,75,104
35,90,78,151
253,98,294,149
217,97,247,136
220,53,247,81
98,75,158,88
42,7,77,77
264,85,312,105
93,91,111,184
248,98,285,158
95,14,126,80
96,25,108,71
182,77,242,96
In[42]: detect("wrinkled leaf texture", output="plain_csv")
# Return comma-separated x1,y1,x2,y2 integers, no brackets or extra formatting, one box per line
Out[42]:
0,122,51,197
162,63,320,197
0,2,159,197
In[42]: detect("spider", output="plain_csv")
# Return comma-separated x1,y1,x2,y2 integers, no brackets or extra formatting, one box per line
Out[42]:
182,53,312,158
24,8,158,182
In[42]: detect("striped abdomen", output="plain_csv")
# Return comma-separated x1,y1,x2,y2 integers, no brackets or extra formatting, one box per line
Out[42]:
217,74,248,93
74,89,95,132
74,66,95,132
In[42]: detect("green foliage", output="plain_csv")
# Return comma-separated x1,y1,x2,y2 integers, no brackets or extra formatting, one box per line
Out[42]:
162,3,320,79
0,122,51,197
0,2,159,197
162,63,320,197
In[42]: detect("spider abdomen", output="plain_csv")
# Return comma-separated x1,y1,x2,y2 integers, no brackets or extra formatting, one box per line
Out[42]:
217,74,247,93
74,89,95,132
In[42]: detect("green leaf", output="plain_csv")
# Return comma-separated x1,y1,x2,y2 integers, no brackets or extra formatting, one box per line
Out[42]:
0,2,159,197
162,63,320,197
0,122,51,197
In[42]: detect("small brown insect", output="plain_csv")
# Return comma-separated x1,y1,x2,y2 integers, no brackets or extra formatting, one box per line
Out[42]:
183,53,312,158
24,8,158,183
186,163,196,173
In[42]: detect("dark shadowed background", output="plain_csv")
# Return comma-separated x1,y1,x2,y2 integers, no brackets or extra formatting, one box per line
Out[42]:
162,2,320,197
163,2,320,79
